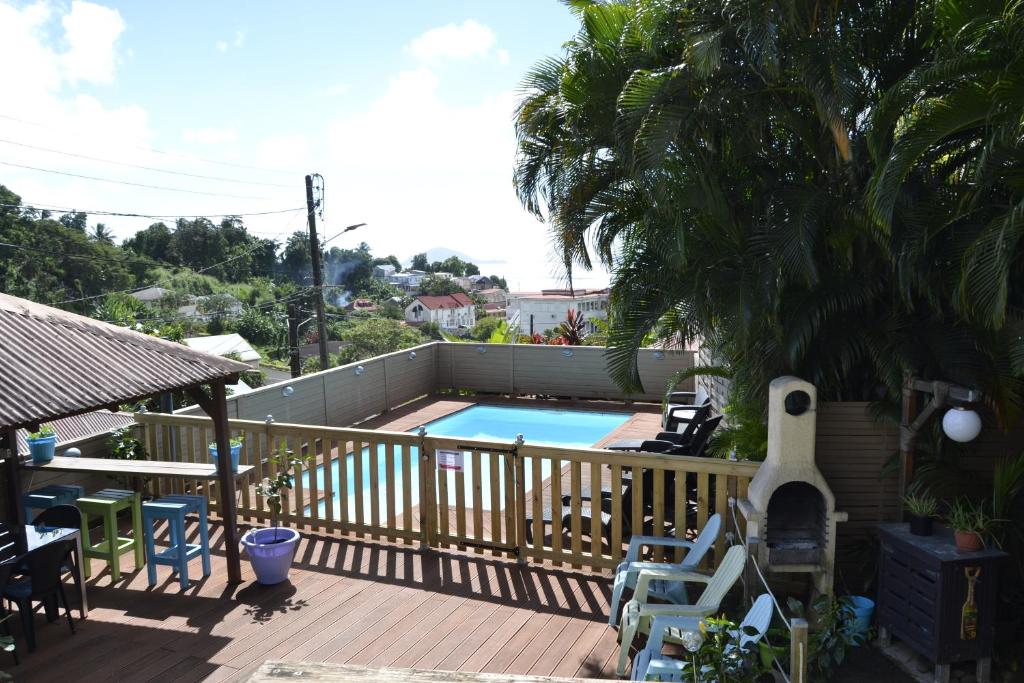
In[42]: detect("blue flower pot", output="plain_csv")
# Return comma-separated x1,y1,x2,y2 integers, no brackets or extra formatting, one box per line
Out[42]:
28,435,56,464
241,527,300,584
209,443,242,472
848,596,875,639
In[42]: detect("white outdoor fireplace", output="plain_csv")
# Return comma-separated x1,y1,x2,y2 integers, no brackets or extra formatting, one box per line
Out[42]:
738,376,847,595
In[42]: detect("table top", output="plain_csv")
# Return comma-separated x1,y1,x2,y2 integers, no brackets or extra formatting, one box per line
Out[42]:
22,456,254,480
877,523,1008,561
0,523,78,566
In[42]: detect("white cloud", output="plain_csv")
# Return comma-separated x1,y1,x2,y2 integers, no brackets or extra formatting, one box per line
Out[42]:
61,1,125,84
496,48,510,66
407,19,496,62
215,28,245,53
316,82,351,97
321,66,611,290
182,127,237,145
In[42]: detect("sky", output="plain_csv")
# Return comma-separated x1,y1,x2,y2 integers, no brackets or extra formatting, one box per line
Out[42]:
0,0,611,291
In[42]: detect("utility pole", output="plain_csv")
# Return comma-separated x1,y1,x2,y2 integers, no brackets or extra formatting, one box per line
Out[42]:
287,303,301,378
305,174,330,371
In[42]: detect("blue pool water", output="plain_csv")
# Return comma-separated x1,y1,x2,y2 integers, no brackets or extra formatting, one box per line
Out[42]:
302,405,629,519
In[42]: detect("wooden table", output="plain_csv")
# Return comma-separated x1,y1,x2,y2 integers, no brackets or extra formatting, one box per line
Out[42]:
22,456,254,480
0,522,88,618
247,661,607,682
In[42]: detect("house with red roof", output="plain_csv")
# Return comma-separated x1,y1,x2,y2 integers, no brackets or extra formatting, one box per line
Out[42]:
404,293,476,330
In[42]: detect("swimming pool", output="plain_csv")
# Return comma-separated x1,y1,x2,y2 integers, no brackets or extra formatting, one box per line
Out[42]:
302,404,630,519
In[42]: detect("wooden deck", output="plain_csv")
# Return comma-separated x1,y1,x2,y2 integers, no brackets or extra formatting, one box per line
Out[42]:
11,397,667,682
10,523,626,683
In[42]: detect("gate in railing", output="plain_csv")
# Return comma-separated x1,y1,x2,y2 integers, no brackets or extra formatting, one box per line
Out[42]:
135,413,759,572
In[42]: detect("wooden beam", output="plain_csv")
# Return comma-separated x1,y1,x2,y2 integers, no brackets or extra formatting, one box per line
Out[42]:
209,379,243,583
2,429,24,524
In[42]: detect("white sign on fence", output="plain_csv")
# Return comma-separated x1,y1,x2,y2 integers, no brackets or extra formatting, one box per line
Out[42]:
436,449,464,473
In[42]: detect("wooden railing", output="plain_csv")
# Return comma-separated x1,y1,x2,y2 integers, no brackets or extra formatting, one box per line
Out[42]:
136,413,759,572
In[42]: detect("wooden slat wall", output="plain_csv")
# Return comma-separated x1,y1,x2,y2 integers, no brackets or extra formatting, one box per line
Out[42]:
815,402,900,571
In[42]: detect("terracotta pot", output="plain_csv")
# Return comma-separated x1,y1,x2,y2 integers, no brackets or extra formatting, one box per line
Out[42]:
907,514,933,536
954,530,984,552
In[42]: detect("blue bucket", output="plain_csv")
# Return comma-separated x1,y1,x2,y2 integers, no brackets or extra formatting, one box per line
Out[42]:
848,596,874,638
28,435,56,464
209,443,242,472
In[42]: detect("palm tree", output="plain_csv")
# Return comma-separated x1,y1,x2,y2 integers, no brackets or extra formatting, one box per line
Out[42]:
91,223,115,245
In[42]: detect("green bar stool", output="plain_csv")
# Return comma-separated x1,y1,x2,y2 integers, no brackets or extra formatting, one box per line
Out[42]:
77,488,144,582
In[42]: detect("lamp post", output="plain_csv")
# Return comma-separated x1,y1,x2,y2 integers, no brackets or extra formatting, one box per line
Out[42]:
899,374,982,514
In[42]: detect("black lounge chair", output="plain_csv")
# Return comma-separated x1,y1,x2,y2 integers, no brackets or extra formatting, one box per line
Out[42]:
662,386,709,431
607,408,718,455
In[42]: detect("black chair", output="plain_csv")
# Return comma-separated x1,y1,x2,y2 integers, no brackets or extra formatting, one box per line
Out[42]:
4,540,77,652
29,506,84,619
0,563,18,666
606,404,711,453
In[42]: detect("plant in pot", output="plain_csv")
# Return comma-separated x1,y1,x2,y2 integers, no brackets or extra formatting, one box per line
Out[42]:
903,485,938,536
242,445,308,585
209,435,243,473
946,498,996,552
26,424,56,464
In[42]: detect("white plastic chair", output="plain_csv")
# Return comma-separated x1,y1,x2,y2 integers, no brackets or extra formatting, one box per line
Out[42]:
630,593,774,680
616,544,747,676
608,514,723,626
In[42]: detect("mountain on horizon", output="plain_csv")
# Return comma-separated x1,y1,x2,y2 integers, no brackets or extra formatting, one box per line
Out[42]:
406,247,507,267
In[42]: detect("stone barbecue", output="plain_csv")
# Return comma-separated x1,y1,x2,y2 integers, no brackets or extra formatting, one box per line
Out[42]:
738,376,847,594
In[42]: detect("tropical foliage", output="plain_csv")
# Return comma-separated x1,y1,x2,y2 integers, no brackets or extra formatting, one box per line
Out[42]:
514,0,1024,423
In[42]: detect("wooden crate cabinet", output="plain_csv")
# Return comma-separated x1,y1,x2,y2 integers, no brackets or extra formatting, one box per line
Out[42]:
877,524,1007,683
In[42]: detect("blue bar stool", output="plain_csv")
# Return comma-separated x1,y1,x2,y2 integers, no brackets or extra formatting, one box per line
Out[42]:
142,495,211,589
22,484,85,523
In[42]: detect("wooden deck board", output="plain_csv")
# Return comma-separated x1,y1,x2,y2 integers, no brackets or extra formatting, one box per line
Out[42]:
9,520,619,682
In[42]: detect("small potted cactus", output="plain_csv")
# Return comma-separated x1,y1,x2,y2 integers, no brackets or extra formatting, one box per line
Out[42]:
26,424,57,464
241,444,308,584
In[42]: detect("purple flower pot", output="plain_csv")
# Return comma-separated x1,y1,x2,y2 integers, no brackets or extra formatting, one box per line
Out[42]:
241,527,299,585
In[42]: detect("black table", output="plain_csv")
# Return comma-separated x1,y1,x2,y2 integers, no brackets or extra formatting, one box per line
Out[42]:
0,523,89,618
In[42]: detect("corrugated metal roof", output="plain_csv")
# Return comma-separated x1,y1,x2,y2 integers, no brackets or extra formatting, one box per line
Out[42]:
0,292,250,430
15,410,134,455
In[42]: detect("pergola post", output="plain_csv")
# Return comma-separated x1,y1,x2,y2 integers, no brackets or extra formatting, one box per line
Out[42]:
209,380,242,583
2,429,24,524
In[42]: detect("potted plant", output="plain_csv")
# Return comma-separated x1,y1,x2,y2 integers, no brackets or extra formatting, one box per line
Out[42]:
26,424,57,464
242,445,308,584
209,436,243,473
946,498,994,552
903,487,937,536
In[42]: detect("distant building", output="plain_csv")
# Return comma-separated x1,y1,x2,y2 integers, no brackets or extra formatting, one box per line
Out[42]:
467,275,492,290
477,288,507,305
184,333,261,368
130,286,174,304
432,272,454,281
373,264,396,278
404,293,476,330
507,288,610,336
388,270,427,291
348,298,378,314
481,302,505,318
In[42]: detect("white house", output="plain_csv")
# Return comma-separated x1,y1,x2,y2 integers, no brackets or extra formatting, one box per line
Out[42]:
404,293,476,330
184,333,261,368
388,269,428,291
373,264,397,278
507,288,610,336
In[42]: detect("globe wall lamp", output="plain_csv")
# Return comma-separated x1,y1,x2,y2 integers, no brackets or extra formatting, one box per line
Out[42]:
899,374,983,513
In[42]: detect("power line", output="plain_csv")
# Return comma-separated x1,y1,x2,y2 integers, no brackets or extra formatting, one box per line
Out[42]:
0,160,268,200
0,138,292,188
0,201,305,221
0,111,300,176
